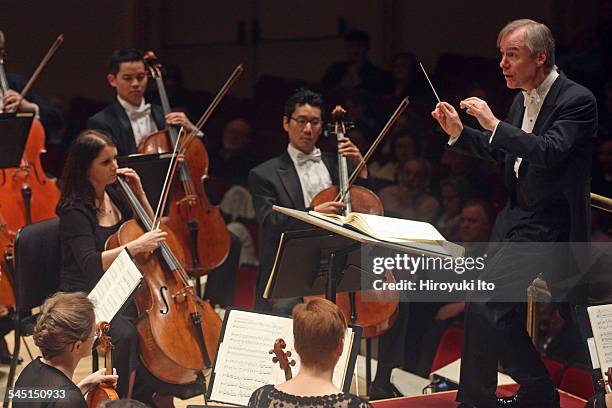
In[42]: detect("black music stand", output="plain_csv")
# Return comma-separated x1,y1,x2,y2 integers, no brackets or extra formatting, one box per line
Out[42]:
117,152,175,216
0,113,33,169
264,206,464,303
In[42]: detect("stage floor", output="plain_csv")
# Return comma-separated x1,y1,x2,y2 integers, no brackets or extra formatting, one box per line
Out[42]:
371,386,587,408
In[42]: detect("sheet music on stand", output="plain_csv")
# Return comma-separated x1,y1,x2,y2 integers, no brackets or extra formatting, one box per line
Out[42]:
88,248,143,323
206,308,362,407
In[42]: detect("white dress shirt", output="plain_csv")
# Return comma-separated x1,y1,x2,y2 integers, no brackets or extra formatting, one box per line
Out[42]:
287,144,332,206
117,96,158,147
511,70,559,177
448,70,559,178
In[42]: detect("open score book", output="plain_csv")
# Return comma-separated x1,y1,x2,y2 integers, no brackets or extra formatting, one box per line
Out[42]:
207,308,361,406
308,210,446,244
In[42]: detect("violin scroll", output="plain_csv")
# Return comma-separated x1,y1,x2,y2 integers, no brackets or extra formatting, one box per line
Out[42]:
269,338,295,381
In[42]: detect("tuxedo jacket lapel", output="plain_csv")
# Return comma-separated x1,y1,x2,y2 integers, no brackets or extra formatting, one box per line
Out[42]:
532,76,563,136
276,152,305,208
111,101,137,154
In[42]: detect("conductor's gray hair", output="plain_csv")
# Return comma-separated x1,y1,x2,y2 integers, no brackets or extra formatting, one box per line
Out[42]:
497,19,556,72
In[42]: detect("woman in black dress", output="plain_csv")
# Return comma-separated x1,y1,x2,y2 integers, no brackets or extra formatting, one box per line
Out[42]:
56,130,166,400
13,292,118,407
248,298,372,408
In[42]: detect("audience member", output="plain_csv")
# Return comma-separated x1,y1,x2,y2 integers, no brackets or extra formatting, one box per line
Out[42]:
369,133,420,183
321,30,392,97
378,157,440,222
436,177,468,242
209,118,258,186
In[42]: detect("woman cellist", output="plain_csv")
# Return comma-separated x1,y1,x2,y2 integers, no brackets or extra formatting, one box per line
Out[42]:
56,130,167,404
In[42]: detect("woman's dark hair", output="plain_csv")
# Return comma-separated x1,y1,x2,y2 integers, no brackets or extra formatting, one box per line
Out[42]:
109,48,144,75
57,130,115,214
284,88,324,118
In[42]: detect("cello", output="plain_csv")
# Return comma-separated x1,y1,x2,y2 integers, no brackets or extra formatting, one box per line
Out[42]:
309,105,399,339
86,322,119,407
137,53,242,277
0,36,63,230
105,174,222,385
0,211,15,308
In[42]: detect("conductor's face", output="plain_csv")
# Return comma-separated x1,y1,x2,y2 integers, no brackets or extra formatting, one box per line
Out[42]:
499,27,547,91
283,103,323,154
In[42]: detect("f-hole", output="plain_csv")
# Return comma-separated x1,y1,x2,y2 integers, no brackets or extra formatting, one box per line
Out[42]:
160,286,170,314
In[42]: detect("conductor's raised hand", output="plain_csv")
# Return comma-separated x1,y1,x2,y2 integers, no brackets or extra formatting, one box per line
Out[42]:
431,102,463,139
459,97,500,131
313,201,346,215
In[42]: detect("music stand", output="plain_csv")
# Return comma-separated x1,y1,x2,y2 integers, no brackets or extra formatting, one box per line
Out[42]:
264,206,464,303
117,153,175,216
0,113,34,169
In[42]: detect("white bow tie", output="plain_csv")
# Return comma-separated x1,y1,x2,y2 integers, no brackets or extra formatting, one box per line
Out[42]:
523,90,541,107
296,149,322,166
127,103,151,121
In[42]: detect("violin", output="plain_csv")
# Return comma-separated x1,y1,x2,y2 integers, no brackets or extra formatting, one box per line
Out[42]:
309,105,398,339
0,36,62,230
105,175,222,384
269,338,295,381
136,52,231,276
86,322,119,407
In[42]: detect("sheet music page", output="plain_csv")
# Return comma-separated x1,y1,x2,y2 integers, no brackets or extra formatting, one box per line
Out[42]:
587,304,612,382
353,213,446,242
88,249,142,323
210,310,296,406
332,329,353,387
210,310,355,406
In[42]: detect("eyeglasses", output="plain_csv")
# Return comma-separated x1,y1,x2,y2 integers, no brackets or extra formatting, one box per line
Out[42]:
290,116,322,128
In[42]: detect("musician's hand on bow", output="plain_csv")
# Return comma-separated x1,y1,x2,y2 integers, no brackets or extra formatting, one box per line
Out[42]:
116,167,145,197
431,102,463,139
127,229,168,255
77,368,119,395
313,201,346,215
2,89,37,114
166,112,199,135
459,97,500,131
338,136,368,178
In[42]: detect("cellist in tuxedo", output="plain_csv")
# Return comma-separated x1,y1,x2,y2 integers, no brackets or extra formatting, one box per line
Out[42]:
0,29,63,134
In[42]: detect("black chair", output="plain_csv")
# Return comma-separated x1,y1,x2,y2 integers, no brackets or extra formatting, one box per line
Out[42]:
3,218,61,408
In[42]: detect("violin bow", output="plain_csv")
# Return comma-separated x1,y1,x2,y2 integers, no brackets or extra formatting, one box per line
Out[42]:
189,63,244,137
151,131,182,231
19,34,64,99
336,97,410,201
150,64,244,230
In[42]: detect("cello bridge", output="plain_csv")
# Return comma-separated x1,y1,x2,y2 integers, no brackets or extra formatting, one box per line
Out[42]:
176,195,198,206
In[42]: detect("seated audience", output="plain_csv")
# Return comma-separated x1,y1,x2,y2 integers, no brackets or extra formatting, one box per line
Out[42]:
248,298,371,408
13,292,118,407
436,177,468,242
378,157,440,222
369,133,420,183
